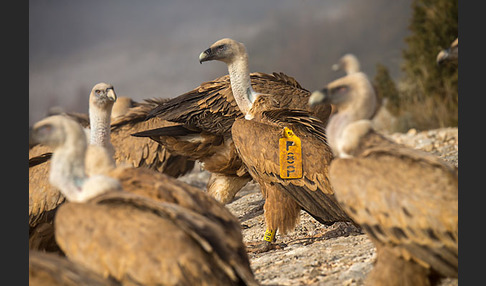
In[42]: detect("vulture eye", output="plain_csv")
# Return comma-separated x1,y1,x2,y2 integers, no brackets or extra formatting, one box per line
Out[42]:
216,44,226,52
37,124,53,137
332,85,349,95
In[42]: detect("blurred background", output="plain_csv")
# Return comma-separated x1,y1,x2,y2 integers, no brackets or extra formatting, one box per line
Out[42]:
29,0,457,132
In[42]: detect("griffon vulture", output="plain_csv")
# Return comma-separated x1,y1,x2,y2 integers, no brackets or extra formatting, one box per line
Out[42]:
133,40,332,207
309,72,458,285
30,115,258,286
29,83,194,253
436,38,458,65
193,38,355,252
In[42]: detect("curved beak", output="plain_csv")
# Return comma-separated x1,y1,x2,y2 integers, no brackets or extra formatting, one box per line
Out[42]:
106,88,117,102
332,63,340,71
199,48,212,64
308,88,329,107
436,49,451,65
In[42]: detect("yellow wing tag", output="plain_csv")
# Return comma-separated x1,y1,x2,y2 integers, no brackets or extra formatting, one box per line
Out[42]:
279,127,303,179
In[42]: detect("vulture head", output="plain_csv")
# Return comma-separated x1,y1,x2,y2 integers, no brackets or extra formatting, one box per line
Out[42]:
31,115,121,203
199,38,247,64
309,72,376,119
30,115,86,151
437,38,458,65
89,82,117,109
332,53,360,74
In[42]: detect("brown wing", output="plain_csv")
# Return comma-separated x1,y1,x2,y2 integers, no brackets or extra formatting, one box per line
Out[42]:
29,152,52,168
147,72,332,134
110,98,195,177
252,72,333,125
110,167,254,281
29,145,65,252
329,131,458,277
108,166,242,229
29,251,119,286
132,124,246,175
29,145,65,228
29,141,54,167
146,74,240,134
231,114,353,226
56,191,257,286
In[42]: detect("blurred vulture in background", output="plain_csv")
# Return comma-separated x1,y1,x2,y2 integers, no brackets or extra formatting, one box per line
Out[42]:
29,113,258,286
436,38,458,65
309,72,458,286
332,53,361,75
29,83,194,253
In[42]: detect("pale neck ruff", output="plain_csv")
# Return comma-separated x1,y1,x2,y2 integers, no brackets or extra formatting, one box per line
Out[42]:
227,56,257,116
49,142,87,202
89,107,112,147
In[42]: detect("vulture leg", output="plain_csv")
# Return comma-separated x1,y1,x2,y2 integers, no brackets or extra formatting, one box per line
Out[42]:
246,183,300,253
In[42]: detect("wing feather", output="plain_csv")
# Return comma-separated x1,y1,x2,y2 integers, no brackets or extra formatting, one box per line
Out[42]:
110,99,195,177
148,72,332,134
329,131,458,277
232,116,353,225
56,190,257,285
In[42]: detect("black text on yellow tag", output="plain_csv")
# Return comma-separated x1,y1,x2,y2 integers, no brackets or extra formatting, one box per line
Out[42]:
279,127,303,179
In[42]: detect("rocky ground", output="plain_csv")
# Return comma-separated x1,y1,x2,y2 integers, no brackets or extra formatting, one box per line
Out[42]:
179,127,459,286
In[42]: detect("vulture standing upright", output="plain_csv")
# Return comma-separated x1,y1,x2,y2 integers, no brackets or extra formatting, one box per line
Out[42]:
194,38,355,252
133,41,332,207
29,114,259,286
309,72,458,286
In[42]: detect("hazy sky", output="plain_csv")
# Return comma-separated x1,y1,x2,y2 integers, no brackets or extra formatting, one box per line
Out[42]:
29,0,412,125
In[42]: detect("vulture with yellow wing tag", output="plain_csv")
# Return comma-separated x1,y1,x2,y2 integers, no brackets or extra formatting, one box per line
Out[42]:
133,40,332,206
192,38,355,252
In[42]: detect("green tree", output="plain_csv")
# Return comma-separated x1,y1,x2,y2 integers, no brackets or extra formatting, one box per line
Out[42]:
373,63,400,116
400,0,458,129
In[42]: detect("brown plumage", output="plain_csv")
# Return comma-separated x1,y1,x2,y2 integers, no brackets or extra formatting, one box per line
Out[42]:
111,96,138,120
232,95,355,250
34,94,195,178
134,39,332,206
110,97,195,178
28,84,194,254
179,38,352,252
29,144,65,254
30,115,258,286
437,38,458,65
310,72,458,285
28,83,116,253
29,250,120,286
